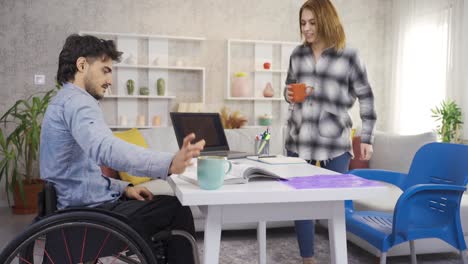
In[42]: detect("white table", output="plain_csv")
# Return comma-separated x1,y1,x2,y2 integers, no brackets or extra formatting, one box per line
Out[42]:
168,159,387,264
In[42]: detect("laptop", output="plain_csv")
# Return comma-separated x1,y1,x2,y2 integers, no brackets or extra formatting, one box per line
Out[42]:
170,112,251,159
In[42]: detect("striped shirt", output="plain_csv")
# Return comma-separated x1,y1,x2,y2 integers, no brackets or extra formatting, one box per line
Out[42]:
283,44,377,161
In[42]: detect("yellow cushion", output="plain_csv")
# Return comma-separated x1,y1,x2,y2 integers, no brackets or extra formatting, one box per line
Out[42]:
113,128,152,185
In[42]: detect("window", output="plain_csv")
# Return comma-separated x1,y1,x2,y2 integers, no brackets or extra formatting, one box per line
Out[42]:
391,1,454,135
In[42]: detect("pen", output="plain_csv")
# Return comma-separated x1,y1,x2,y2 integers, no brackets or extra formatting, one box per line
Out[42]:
257,134,270,154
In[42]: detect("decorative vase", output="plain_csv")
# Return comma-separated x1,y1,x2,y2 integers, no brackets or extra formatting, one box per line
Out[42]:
152,115,161,126
231,72,250,97
125,54,137,65
119,115,128,126
263,82,274,97
156,78,165,96
152,57,159,65
258,114,273,126
126,79,135,95
176,59,184,67
139,87,149,96
137,115,146,126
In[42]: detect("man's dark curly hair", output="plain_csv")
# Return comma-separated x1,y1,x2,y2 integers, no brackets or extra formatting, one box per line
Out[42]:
56,34,122,85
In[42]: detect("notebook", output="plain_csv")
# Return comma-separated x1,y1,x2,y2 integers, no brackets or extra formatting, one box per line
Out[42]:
170,112,252,159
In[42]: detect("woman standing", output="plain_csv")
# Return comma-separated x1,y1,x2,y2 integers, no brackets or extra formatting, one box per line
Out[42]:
283,1,377,263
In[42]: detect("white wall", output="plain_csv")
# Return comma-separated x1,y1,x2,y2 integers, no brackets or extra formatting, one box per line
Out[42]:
0,0,391,125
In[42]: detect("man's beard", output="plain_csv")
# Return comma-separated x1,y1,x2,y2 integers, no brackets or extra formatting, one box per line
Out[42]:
84,77,104,100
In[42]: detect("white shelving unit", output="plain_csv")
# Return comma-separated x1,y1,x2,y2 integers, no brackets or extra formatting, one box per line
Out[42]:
80,31,206,129
226,39,299,126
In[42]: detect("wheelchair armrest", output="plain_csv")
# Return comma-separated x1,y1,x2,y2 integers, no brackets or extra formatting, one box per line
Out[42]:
37,181,130,224
348,169,407,190
37,182,58,219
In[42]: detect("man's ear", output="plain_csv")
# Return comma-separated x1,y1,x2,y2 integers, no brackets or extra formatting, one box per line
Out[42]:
76,57,87,72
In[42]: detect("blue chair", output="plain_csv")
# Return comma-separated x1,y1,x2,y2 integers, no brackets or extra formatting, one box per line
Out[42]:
346,142,468,264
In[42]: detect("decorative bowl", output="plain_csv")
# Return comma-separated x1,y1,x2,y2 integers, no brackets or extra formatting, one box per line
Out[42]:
258,115,272,126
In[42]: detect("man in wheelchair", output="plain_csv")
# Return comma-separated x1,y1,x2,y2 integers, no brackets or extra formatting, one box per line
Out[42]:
36,34,205,264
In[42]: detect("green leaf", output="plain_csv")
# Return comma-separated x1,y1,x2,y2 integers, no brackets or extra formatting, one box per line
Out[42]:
431,100,463,143
0,86,59,202
4,158,11,204
0,158,9,183
0,129,7,149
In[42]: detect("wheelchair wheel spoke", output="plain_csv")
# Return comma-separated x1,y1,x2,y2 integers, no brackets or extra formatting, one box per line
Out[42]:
80,226,88,263
93,232,111,263
1,212,157,264
35,239,56,264
43,248,56,264
16,254,32,264
109,245,129,264
61,228,73,264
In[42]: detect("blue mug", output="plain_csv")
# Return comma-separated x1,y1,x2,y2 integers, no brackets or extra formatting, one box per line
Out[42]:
197,156,232,190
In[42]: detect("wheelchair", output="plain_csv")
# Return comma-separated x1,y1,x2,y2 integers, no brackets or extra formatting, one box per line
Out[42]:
0,182,200,264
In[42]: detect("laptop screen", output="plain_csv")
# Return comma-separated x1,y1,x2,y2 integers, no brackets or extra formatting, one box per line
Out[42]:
170,112,230,151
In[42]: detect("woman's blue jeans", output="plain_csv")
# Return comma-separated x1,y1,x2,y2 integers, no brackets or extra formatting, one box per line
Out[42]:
287,150,351,258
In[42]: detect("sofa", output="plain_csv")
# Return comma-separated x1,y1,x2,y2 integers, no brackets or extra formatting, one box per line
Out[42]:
135,126,465,257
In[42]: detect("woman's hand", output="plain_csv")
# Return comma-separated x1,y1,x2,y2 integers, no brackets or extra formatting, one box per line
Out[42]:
286,85,294,102
360,143,373,160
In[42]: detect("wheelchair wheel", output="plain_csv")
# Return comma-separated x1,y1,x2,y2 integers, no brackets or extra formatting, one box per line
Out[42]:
0,211,157,264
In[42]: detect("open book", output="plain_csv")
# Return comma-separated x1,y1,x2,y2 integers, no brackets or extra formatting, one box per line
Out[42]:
178,162,287,185
246,155,307,165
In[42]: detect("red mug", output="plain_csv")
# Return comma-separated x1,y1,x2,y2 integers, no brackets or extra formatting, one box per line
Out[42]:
289,83,313,103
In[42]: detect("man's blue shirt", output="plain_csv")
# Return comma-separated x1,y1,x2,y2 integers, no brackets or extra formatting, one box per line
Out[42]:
40,83,174,209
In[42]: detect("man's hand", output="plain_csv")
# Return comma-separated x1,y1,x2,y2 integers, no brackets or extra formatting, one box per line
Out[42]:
360,143,373,161
170,133,205,175
124,186,153,201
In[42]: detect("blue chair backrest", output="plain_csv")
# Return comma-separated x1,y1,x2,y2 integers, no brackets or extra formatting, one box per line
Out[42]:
403,142,468,190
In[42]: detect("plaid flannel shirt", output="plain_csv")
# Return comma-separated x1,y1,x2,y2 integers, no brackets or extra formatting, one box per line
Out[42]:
283,44,377,161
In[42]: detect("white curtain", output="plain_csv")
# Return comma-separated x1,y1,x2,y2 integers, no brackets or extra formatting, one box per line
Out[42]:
388,0,464,134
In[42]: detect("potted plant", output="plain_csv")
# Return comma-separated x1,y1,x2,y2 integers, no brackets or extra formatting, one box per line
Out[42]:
0,85,59,214
431,100,463,143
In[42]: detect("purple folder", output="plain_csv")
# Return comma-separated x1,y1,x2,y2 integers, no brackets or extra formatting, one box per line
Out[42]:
283,174,383,189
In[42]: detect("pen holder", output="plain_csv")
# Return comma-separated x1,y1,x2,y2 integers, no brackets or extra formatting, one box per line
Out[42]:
255,139,270,156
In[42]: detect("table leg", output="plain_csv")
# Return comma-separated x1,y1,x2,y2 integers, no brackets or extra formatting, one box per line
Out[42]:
204,205,222,264
257,221,266,264
328,201,348,264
